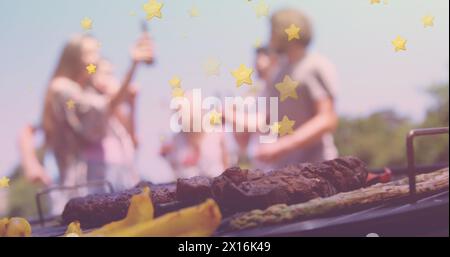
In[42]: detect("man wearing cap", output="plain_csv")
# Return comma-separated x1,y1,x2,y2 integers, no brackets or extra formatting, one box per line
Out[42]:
255,9,339,167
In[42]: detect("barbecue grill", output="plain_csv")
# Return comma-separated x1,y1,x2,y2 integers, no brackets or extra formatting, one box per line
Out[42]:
30,127,449,237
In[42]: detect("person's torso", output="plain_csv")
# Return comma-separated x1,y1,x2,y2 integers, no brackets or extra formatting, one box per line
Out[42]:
261,52,338,167
49,79,137,186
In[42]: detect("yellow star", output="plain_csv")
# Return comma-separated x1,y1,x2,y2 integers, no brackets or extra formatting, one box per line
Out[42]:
189,6,200,18
278,116,296,137
275,75,300,102
81,17,93,31
86,64,97,74
66,99,76,110
172,87,185,98
285,24,301,41
422,15,435,28
254,1,269,18
392,36,407,52
143,0,163,20
204,58,221,77
231,64,253,87
370,0,381,4
169,76,182,88
0,176,10,188
209,110,222,126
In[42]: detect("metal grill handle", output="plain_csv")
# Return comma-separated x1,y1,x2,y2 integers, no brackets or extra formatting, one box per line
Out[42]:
406,127,449,201
35,180,114,227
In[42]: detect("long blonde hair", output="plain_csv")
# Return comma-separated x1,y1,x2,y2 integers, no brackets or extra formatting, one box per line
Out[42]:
41,34,93,148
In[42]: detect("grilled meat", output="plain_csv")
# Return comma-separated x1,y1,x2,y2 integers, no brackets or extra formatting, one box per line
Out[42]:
212,156,368,213
62,184,176,228
62,156,369,228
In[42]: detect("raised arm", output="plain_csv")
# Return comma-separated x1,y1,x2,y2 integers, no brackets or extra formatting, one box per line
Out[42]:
115,85,140,149
109,34,153,115
283,97,338,151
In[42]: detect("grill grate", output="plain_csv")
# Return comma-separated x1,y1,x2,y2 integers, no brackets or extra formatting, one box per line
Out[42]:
31,127,449,237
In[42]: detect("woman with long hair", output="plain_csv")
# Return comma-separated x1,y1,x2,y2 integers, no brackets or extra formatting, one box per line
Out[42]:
19,33,153,213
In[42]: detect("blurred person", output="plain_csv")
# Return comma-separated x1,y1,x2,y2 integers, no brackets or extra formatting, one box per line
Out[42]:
19,59,141,185
92,59,140,149
232,46,279,168
18,34,153,212
255,46,279,84
253,9,339,167
160,91,229,179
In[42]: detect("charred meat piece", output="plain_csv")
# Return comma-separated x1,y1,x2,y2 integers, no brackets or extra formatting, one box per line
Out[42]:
136,182,177,204
211,167,265,206
62,188,141,228
220,171,323,213
62,183,177,228
176,176,212,204
216,157,369,213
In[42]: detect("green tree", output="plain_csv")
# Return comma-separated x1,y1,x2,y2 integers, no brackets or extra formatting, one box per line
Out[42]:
415,84,449,165
336,83,449,169
336,111,413,168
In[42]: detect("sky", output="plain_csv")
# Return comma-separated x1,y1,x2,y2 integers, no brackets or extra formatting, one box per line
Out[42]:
0,0,449,182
